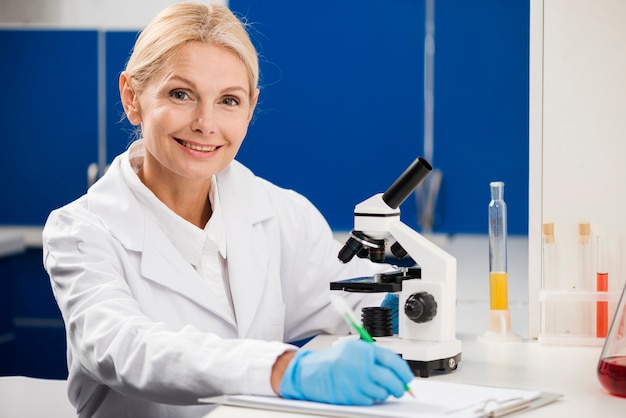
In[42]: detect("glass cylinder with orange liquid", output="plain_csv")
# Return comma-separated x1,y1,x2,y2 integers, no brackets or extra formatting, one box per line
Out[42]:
480,181,520,341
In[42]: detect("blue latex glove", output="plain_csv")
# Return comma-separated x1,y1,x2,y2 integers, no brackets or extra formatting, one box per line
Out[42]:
381,293,399,334
279,339,413,405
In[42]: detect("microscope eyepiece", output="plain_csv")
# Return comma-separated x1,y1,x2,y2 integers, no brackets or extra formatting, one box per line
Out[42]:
382,157,432,209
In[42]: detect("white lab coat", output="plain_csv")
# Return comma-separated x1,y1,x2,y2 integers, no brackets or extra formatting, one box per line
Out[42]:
42,149,387,418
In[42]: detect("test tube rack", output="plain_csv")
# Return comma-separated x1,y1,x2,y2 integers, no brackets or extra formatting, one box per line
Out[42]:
537,224,623,346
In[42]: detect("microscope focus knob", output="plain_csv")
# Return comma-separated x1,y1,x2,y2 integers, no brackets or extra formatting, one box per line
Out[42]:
404,292,437,323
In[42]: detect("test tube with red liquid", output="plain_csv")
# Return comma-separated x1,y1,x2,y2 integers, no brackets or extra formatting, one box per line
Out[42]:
596,235,609,338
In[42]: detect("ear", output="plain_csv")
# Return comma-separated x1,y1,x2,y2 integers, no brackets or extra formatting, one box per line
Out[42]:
119,72,142,125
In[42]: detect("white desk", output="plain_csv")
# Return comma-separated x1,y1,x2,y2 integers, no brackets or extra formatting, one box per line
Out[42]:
0,231,25,258
208,331,623,418
0,376,75,418
208,235,625,417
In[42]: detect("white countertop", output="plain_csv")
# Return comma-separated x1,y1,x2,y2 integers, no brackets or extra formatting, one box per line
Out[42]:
0,230,25,258
207,331,623,418
0,376,74,418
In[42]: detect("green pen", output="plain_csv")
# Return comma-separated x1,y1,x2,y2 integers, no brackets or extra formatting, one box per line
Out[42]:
329,294,415,398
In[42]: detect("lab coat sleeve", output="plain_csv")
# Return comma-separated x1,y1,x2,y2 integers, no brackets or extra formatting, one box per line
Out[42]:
43,205,293,405
270,186,389,342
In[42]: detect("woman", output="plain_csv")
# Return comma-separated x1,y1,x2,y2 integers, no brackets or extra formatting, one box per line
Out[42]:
42,3,412,417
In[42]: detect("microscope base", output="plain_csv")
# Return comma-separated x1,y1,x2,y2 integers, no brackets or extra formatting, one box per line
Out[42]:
406,353,462,377
335,335,462,377
373,336,462,377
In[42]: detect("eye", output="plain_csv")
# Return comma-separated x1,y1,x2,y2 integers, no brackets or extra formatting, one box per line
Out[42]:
170,90,189,101
222,96,241,106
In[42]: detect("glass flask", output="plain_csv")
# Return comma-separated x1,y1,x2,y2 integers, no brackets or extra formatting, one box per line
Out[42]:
597,281,626,397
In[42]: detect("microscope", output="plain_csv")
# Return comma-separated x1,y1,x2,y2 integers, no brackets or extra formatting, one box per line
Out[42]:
331,156,461,377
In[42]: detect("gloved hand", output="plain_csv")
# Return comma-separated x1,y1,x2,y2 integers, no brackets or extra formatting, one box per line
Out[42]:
381,293,399,334
279,339,413,405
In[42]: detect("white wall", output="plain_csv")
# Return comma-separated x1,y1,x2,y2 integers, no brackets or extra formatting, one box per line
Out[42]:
528,0,626,339
0,0,226,29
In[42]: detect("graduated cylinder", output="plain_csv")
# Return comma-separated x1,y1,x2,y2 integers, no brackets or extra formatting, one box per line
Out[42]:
489,181,508,311
479,181,519,341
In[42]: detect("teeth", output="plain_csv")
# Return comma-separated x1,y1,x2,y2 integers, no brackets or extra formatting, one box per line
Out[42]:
179,139,216,152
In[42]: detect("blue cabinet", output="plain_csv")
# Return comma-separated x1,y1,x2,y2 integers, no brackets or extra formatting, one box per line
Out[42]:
0,249,67,378
0,30,99,225
0,255,15,376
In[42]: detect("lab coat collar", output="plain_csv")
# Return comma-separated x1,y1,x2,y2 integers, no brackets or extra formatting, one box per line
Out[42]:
123,140,227,262
86,151,239,326
124,141,207,267
87,152,145,253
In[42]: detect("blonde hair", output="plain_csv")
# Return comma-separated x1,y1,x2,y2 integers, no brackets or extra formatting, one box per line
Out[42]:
125,2,258,99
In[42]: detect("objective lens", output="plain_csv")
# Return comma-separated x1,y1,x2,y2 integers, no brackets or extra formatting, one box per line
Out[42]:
338,232,386,263
369,247,385,263
390,241,407,259
338,237,362,263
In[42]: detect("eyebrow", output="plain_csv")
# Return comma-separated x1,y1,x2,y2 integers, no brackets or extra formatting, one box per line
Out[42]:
165,74,249,96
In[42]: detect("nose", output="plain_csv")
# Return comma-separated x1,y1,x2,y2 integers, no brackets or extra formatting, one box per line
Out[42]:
190,102,216,134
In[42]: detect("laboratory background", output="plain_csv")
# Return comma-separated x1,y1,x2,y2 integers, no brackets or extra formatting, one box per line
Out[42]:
3,0,626,415
0,0,529,380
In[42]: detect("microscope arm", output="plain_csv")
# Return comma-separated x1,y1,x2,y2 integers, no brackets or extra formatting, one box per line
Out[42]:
388,221,456,288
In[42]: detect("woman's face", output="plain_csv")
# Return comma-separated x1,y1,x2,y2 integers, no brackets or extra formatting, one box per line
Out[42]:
126,42,258,182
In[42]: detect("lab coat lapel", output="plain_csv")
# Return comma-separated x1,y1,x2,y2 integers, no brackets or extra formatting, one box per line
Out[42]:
140,221,236,327
88,154,236,326
218,161,272,338
225,218,270,338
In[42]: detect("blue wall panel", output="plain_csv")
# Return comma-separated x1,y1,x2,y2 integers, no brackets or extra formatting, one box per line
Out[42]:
435,0,529,234
229,0,529,234
0,30,98,225
230,0,426,232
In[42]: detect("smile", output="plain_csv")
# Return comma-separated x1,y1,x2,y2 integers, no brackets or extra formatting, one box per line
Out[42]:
176,139,218,152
